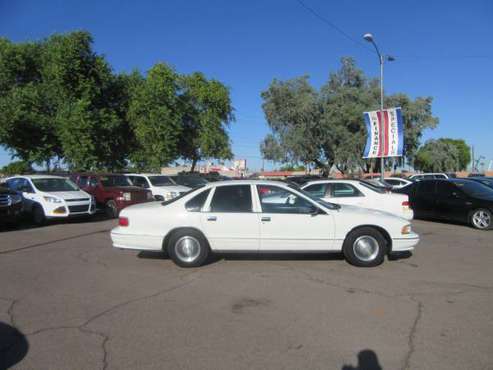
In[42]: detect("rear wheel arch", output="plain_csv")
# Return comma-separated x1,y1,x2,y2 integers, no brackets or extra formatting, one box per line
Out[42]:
345,225,392,253
162,227,210,251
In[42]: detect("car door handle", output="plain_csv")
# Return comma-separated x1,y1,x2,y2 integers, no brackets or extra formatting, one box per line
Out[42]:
207,216,217,221
261,216,271,222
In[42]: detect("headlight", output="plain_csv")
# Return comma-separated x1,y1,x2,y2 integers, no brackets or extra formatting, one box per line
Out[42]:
164,192,178,200
10,195,23,204
123,192,131,201
401,224,412,235
44,196,62,203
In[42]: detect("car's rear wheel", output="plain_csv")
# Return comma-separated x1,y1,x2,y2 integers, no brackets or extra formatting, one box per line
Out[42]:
105,200,118,219
470,209,492,230
168,229,209,267
343,227,387,267
32,204,46,226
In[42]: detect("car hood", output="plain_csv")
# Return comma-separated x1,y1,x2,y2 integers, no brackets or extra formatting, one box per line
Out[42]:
106,186,146,193
152,185,190,194
43,190,90,200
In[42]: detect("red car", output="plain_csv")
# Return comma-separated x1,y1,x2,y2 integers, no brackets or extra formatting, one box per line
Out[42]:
70,173,153,218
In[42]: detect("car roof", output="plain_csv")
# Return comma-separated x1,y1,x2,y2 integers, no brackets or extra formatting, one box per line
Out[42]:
302,179,361,186
125,173,168,177
7,174,66,180
201,179,296,188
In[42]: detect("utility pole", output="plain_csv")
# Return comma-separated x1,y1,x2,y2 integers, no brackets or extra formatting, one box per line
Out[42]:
363,33,395,182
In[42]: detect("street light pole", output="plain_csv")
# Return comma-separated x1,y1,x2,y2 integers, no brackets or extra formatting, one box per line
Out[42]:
363,33,394,182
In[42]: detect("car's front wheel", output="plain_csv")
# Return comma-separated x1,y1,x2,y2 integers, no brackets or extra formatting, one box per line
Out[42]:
105,200,118,219
32,204,46,226
470,209,492,230
343,227,387,267
168,229,210,267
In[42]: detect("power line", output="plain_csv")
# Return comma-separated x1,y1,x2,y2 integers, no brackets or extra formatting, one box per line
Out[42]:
295,0,374,53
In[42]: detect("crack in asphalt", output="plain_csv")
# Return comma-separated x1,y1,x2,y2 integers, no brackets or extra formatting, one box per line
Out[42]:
402,299,423,370
24,269,206,370
0,229,110,255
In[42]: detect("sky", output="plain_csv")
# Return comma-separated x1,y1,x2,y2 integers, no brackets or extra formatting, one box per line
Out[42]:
0,0,492,171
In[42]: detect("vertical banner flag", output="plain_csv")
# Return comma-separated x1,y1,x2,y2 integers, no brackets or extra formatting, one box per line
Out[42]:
363,107,404,158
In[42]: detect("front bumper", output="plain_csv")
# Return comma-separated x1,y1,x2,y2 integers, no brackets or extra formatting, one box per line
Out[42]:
391,232,420,252
45,201,96,218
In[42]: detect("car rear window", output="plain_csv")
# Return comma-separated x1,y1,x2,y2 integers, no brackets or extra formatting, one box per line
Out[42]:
185,189,211,212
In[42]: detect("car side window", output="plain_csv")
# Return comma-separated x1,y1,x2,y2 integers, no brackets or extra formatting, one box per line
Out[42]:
185,189,211,212
17,179,34,193
438,182,459,198
78,176,89,187
131,176,149,189
418,181,436,195
89,177,99,187
385,179,400,186
210,185,252,213
303,183,326,198
331,183,363,198
257,185,316,214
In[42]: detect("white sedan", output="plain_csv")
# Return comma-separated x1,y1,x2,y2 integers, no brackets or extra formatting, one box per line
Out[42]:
111,180,419,268
302,180,414,220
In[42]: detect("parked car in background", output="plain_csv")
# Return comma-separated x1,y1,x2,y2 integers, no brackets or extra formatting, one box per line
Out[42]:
200,172,231,182
170,174,209,188
301,179,413,220
111,180,419,268
408,173,449,181
5,175,95,225
384,177,413,189
126,174,190,201
405,179,493,230
286,175,326,186
71,173,153,218
0,183,23,226
468,177,493,189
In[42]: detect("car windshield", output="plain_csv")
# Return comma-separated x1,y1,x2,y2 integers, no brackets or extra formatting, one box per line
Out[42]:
148,176,175,186
100,175,132,187
455,181,493,197
358,181,386,194
32,178,79,192
290,185,340,210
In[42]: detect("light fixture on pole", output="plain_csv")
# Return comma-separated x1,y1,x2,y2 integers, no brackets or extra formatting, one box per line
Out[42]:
363,33,395,181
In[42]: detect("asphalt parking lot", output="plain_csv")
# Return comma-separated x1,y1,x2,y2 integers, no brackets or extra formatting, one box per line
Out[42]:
1,218,492,370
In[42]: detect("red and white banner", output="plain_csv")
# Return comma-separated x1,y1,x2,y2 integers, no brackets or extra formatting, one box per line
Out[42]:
363,107,404,158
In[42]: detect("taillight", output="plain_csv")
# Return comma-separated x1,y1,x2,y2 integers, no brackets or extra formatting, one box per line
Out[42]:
402,201,410,207
118,217,129,227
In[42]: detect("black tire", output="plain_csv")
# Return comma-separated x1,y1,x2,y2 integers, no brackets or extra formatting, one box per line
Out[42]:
32,204,46,226
470,208,492,230
167,229,210,268
342,227,387,267
105,200,118,219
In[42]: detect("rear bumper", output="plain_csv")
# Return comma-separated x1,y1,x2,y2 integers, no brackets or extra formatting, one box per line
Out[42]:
391,232,419,252
111,228,163,251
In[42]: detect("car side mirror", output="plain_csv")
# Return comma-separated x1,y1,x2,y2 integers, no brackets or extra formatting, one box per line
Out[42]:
310,205,322,216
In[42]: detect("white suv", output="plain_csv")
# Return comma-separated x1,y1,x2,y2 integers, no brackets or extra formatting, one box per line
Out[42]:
6,175,96,225
126,174,191,201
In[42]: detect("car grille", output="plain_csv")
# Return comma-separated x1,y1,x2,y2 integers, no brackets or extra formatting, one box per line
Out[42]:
68,205,90,213
66,198,90,202
0,195,10,207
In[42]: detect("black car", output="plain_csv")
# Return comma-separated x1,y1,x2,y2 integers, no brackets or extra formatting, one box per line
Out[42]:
0,184,23,227
405,179,493,230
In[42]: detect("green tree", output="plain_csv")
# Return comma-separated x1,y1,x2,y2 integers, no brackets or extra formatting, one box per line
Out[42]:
178,72,234,172
0,31,133,170
437,138,470,171
127,63,182,171
414,139,461,172
0,160,32,176
260,57,439,174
